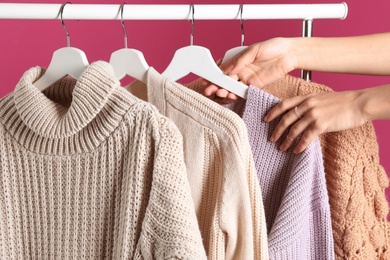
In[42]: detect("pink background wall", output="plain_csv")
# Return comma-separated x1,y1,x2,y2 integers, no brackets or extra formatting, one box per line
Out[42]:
0,1,390,201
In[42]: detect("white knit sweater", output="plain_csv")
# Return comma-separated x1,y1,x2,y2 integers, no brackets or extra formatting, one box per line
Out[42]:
127,68,269,260
0,61,206,259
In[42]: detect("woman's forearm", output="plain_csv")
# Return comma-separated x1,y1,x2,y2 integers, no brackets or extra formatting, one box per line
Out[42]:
290,32,390,75
358,84,390,121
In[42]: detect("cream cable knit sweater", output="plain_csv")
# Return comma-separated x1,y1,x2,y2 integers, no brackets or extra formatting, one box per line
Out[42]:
0,61,207,259
127,68,268,260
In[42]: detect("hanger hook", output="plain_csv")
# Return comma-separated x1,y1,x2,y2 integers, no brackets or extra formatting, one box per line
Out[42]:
189,4,195,46
60,2,71,47
240,4,245,46
120,3,128,49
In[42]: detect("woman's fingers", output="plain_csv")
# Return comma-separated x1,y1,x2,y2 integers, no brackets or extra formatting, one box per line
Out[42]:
204,73,241,99
204,84,220,96
293,126,322,154
222,45,259,75
270,106,302,142
265,91,366,153
275,115,321,154
265,94,322,153
264,94,313,123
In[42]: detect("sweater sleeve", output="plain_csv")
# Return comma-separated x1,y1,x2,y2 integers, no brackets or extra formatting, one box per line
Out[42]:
135,117,207,260
184,78,269,259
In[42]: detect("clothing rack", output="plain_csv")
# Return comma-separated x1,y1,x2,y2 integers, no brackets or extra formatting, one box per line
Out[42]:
0,3,348,81
0,3,347,20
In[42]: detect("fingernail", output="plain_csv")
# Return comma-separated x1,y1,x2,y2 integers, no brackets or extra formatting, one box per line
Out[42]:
269,135,275,142
279,144,287,151
263,115,269,122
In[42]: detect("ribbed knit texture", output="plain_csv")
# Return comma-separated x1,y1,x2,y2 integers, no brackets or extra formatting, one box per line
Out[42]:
187,80,334,259
260,75,390,259
231,87,334,260
0,61,207,260
127,68,269,260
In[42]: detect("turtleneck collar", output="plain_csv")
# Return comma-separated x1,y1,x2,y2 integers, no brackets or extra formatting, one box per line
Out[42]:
14,61,118,138
0,61,135,155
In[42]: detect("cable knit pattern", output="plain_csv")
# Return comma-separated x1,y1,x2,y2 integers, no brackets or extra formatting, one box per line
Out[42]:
0,61,207,260
260,75,390,260
127,69,268,260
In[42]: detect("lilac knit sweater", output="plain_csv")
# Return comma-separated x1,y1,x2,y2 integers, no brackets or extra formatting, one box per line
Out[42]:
226,86,334,259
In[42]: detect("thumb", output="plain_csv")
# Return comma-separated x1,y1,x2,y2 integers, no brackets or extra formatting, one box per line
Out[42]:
219,58,235,75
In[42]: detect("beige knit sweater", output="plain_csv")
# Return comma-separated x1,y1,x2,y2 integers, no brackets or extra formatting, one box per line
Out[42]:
0,61,207,259
127,68,268,260
187,75,390,259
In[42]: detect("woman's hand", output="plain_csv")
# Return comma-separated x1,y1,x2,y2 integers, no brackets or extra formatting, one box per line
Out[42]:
264,90,367,154
203,37,297,99
203,33,390,100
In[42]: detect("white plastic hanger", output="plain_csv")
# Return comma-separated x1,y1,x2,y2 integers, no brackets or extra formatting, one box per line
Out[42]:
221,5,247,64
221,46,247,64
34,2,89,91
109,4,149,83
162,4,248,99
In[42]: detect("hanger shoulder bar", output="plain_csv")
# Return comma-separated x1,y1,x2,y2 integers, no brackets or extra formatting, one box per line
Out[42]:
0,3,347,20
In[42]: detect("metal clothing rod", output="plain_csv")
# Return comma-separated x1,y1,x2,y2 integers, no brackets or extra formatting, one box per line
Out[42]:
0,3,348,20
302,19,314,81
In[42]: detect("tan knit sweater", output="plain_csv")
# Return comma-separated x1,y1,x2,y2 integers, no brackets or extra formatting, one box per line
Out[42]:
0,61,207,259
127,68,268,260
188,75,390,259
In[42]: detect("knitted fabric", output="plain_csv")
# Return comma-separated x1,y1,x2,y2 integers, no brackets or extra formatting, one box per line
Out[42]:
260,75,390,259
187,81,334,259
0,61,207,260
127,68,269,260
231,86,334,259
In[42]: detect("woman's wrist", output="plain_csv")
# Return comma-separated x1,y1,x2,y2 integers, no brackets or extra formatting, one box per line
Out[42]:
287,37,311,71
288,36,353,73
358,85,390,122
